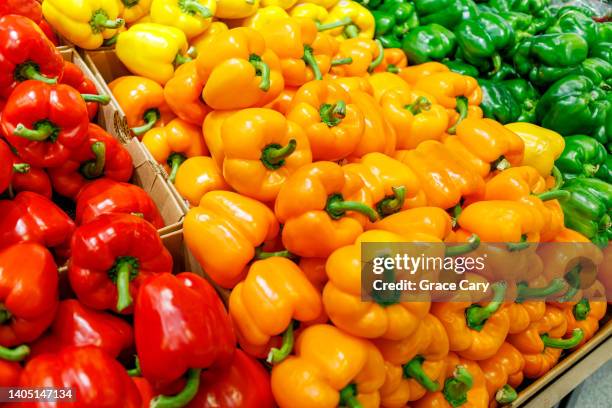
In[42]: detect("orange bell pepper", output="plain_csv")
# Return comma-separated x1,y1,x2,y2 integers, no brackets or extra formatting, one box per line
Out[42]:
562,296,607,348
286,79,365,161
271,324,386,408
195,27,284,109
108,76,175,137
163,61,209,126
477,342,525,406
142,118,208,183
174,156,229,206
367,207,453,241
202,110,235,170
380,88,449,149
331,75,374,95
375,314,450,406
431,282,510,360
299,257,328,291
372,48,407,74
189,21,228,55
330,38,384,77
367,72,410,102
221,108,312,203
399,61,449,86
349,91,396,159
505,300,546,335
265,87,297,115
413,353,489,408
184,191,282,288
343,152,425,217
229,257,322,363
275,161,378,258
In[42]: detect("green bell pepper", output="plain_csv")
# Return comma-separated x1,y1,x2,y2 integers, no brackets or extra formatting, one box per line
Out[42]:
444,60,480,77
459,0,480,20
354,0,383,9
499,11,536,40
555,135,608,180
401,24,456,64
502,78,539,122
478,79,522,123
595,155,612,184
590,43,612,65
580,58,612,88
546,9,599,48
414,0,464,29
373,0,420,48
488,0,553,33
596,22,612,42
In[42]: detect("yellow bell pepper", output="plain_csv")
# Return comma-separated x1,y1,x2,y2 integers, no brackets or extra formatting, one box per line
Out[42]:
42,0,124,49
175,156,230,206
116,23,190,85
215,0,260,19
150,0,216,39
504,123,565,177
262,0,298,9
119,0,153,24
241,6,289,30
302,0,339,9
368,72,410,102
322,0,374,40
190,21,229,55
289,3,328,22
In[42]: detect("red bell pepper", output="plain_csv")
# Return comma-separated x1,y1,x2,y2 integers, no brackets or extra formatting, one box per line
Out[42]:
0,139,30,195
186,349,274,408
135,272,235,406
60,61,110,120
9,165,52,198
37,19,59,45
0,0,42,23
0,15,62,98
48,123,133,199
0,192,75,257
29,299,133,359
17,346,142,407
133,377,156,407
75,179,165,229
0,242,58,347
69,213,173,313
0,80,90,168
0,359,22,387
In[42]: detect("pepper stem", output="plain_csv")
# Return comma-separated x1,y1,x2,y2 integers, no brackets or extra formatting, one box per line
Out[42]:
127,356,141,377
182,0,212,17
174,54,192,66
541,328,584,349
167,153,186,183
249,54,271,91
551,166,563,191
331,57,353,66
377,186,406,217
266,323,294,364
496,384,518,404
516,278,565,303
319,101,346,127
465,281,507,331
405,96,431,115
150,368,202,408
102,34,118,47
583,164,599,177
303,45,322,81
403,356,439,392
131,109,160,136
507,234,530,251
339,384,362,408
111,257,139,312
387,64,399,73
367,40,384,73
16,63,57,84
557,264,582,302
443,365,473,408
316,17,352,31
343,24,360,39
13,121,58,142
0,344,30,362
81,94,110,105
326,193,378,222
573,299,590,321
445,234,480,257
260,140,297,170
81,141,106,180
536,189,570,202
254,247,293,260
447,96,468,134
91,10,124,30
0,305,12,324
489,54,502,75
12,163,30,173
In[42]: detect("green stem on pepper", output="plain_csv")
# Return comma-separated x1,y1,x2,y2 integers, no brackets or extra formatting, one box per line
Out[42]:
445,234,480,257
326,193,378,222
167,153,186,184
403,356,439,392
303,45,323,81
541,328,584,349
249,54,271,91
465,281,507,331
267,323,294,364
260,140,297,170
447,96,468,135
150,368,201,408
131,109,160,136
81,141,106,180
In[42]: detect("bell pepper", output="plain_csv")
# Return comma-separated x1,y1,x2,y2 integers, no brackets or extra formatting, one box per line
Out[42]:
9,165,53,199
221,108,312,203
0,242,58,347
0,141,26,195
323,0,375,40
556,135,608,180
18,346,141,407
241,6,290,31
289,3,328,22
75,179,165,229
478,79,522,125
330,38,384,77
444,60,479,77
142,118,208,183
286,79,365,161
135,272,235,404
0,80,90,168
150,0,215,39
596,155,612,184
331,76,375,95
60,61,110,121
0,0,42,22
580,57,612,88
508,305,584,378
367,72,411,102
215,0,260,19
29,299,133,359
372,48,407,74
190,21,228,55
109,76,176,137
537,75,611,145
163,61,210,126
0,359,21,387
367,206,453,241
380,88,449,149
349,91,396,158
0,192,75,257
413,353,489,408
488,0,552,33
504,122,564,178
0,15,63,99
116,23,190,85
372,0,419,48
477,342,524,406
546,8,598,47
48,124,133,200
562,296,607,348
274,161,378,258
119,0,153,24
42,0,124,49
186,349,275,408
271,324,385,408
399,61,449,85
195,27,284,110
174,156,229,207
229,257,322,361
69,213,173,312
400,23,456,65
184,191,280,288
415,0,467,29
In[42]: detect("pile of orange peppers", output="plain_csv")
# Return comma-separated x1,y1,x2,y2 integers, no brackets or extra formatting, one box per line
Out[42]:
41,0,610,406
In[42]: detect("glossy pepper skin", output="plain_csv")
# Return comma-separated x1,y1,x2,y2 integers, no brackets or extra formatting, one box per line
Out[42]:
60,61,108,121
29,299,133,359
0,15,64,99
480,79,539,124
0,141,22,195
372,48,407,74
401,23,456,65
150,0,216,39
0,0,42,22
0,360,21,387
69,213,173,313
75,179,165,229
272,324,385,408
42,0,124,49
119,0,153,24
330,38,384,77
215,0,260,19
230,257,322,359
349,91,396,158
0,243,58,347
562,297,607,348
184,191,280,288
221,108,312,203
17,346,141,407
546,8,598,47
323,0,375,40
163,61,210,126
1,80,90,168
372,0,419,48
414,0,463,29
9,165,53,199
275,161,378,258
135,273,235,398
556,135,608,180
505,122,565,177
195,27,284,110
477,342,524,406
48,124,133,199
174,156,229,206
